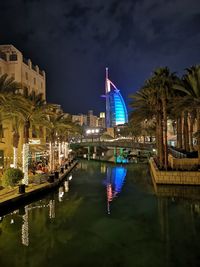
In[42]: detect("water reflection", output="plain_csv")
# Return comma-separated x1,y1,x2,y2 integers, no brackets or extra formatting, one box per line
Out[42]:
58,187,64,202
152,181,200,256
115,155,129,164
49,200,55,219
2,161,200,267
0,174,74,247
64,181,69,192
153,182,200,200
100,165,106,174
105,166,127,214
21,206,29,246
58,175,72,201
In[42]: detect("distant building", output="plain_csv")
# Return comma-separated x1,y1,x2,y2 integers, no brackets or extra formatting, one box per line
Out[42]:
72,111,105,129
0,44,46,99
87,110,98,127
104,68,128,128
72,114,87,126
98,112,106,128
100,112,105,118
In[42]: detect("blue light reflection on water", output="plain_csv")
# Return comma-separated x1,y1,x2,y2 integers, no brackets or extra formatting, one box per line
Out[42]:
105,166,127,214
115,155,128,163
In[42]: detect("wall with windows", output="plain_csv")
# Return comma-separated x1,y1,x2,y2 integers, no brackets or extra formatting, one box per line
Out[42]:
0,45,47,168
0,45,46,99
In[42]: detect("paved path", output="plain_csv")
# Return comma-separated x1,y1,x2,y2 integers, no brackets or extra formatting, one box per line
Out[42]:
0,161,78,215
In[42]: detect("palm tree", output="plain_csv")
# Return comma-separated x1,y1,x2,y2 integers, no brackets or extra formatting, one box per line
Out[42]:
0,74,21,93
21,92,52,184
130,81,164,168
2,94,29,168
150,67,177,169
56,116,74,165
45,112,73,171
0,74,25,168
173,65,200,162
0,74,21,143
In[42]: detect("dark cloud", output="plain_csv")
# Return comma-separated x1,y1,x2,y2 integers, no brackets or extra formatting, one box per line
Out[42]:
0,0,200,114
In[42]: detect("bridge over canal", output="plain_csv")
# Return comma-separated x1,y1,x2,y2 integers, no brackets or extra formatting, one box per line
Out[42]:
71,140,155,150
71,140,156,162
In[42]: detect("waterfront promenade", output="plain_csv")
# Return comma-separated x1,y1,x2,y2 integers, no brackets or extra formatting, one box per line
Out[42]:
0,160,78,215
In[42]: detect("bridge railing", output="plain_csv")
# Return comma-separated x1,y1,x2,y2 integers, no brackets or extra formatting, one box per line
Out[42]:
71,140,155,150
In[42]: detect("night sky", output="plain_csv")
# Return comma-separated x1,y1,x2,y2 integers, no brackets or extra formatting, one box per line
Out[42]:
1,0,200,115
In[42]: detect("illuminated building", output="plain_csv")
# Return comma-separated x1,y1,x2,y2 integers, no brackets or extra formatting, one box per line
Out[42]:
0,45,46,168
0,45,46,98
87,110,98,127
72,114,87,126
105,68,128,128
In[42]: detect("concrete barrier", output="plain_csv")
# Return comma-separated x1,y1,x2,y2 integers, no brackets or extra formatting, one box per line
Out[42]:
150,158,200,185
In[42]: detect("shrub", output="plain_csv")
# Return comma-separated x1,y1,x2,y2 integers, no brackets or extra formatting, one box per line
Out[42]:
2,168,24,187
29,173,48,184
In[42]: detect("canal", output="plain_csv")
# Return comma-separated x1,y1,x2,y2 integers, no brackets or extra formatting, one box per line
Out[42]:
0,160,200,267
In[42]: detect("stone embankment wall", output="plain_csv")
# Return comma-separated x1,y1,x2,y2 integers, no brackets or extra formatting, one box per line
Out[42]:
150,158,200,185
168,154,199,170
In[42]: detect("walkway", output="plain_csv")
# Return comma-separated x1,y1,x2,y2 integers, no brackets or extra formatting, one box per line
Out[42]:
0,161,78,215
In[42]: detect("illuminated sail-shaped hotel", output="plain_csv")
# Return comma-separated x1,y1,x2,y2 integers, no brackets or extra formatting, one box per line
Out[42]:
105,68,128,128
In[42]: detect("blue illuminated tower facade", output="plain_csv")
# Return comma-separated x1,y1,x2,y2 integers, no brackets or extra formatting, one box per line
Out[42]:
105,68,128,128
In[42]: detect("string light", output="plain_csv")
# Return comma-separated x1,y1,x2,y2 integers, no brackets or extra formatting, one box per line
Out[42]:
13,147,18,168
64,142,69,158
22,143,29,185
58,142,62,165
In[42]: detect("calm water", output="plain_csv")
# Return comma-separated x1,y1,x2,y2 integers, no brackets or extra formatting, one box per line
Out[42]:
0,160,200,267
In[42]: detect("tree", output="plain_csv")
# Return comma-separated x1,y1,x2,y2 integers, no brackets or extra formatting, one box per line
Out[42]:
0,74,21,143
150,67,177,169
173,65,200,162
2,94,29,168
129,81,164,168
45,111,74,171
21,91,52,184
